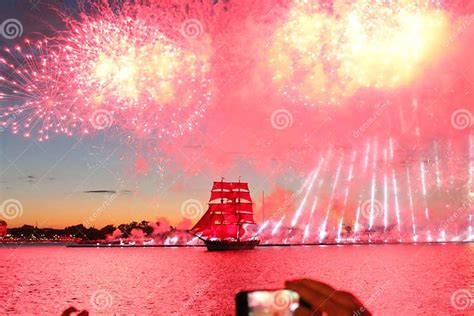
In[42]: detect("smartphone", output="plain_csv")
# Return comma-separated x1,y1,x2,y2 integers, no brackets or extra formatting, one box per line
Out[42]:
235,289,300,316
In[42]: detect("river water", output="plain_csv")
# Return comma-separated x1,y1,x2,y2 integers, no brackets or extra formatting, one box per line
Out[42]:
0,243,472,315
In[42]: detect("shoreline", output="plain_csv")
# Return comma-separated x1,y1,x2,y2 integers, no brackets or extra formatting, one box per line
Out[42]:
0,241,472,248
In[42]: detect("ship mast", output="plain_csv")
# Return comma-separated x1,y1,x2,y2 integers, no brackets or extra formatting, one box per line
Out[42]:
236,176,241,241
220,177,224,240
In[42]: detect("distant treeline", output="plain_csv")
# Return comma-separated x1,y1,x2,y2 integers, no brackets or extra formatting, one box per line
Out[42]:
6,220,173,241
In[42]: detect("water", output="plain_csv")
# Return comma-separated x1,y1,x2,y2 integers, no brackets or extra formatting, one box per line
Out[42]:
0,244,472,315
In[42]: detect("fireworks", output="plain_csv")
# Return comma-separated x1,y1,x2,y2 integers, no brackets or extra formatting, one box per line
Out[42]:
258,135,473,244
0,40,84,140
0,1,212,140
268,0,450,106
0,0,455,139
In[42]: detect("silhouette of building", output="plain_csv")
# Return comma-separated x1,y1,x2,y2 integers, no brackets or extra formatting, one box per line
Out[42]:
0,220,7,237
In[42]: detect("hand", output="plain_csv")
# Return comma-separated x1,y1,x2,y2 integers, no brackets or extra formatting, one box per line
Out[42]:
61,306,89,316
285,279,371,316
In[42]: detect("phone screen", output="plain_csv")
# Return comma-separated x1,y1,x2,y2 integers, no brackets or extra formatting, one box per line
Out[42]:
246,289,300,316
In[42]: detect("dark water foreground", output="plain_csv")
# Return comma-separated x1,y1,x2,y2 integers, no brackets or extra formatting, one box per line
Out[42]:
0,244,472,315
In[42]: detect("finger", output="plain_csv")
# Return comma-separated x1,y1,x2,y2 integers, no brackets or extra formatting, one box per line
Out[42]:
288,279,372,315
351,304,372,316
299,279,337,298
61,307,78,316
293,306,318,316
299,279,366,311
334,290,368,310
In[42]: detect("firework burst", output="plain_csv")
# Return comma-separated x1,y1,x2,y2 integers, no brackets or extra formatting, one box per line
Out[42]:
0,40,86,140
0,1,212,140
268,0,450,106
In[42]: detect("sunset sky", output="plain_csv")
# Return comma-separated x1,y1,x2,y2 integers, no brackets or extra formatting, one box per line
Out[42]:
0,0,473,235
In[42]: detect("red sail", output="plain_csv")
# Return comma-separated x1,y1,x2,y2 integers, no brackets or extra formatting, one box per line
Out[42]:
190,210,212,237
210,205,238,225
192,209,236,239
209,190,235,202
232,182,249,191
214,225,245,240
221,213,238,224
237,212,255,224
209,204,236,215
237,203,255,223
233,191,252,202
236,203,253,212
212,181,249,191
209,190,252,202
208,204,240,239
212,181,231,191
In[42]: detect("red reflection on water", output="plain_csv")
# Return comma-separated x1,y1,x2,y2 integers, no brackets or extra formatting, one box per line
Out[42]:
0,244,472,314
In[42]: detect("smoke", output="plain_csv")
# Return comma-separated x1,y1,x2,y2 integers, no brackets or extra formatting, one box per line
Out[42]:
150,217,171,236
257,185,298,221
176,218,193,230
103,219,196,245
129,228,145,241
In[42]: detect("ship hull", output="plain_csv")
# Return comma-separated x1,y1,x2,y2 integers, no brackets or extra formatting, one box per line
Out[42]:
204,239,259,251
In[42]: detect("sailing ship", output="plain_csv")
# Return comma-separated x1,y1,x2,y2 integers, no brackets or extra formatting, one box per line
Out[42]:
190,179,260,251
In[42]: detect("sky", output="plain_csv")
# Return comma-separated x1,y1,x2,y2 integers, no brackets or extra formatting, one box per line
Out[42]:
0,0,473,236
